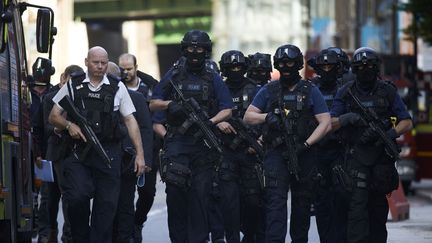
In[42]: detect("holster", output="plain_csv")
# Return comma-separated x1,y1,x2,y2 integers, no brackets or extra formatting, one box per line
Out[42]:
331,165,353,192
164,162,192,189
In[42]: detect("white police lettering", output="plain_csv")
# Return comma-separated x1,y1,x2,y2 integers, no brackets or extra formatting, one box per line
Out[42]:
323,94,334,100
360,101,374,107
187,84,201,91
88,93,101,99
283,95,296,101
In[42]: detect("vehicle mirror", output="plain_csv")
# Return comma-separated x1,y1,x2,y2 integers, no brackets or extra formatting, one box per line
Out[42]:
36,8,51,53
32,57,54,84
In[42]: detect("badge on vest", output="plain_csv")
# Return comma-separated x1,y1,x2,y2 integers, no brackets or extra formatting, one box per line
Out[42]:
323,94,334,101
88,93,101,99
233,97,240,102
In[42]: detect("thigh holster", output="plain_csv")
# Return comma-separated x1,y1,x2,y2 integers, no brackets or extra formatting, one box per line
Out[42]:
163,162,192,189
351,170,368,189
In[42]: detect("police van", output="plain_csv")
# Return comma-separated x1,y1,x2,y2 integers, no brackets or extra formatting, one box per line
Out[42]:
1,0,55,242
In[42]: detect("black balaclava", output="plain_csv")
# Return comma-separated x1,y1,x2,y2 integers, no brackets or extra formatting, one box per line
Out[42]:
248,68,269,85
318,66,339,89
278,65,301,87
225,68,246,81
185,49,206,72
356,65,378,91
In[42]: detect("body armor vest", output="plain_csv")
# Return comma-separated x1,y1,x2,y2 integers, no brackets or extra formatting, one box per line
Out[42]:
340,80,396,144
222,78,259,151
314,77,342,148
228,77,257,118
264,80,317,146
70,72,122,142
169,65,217,117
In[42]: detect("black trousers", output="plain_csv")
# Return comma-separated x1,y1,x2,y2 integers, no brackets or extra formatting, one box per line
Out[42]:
113,162,136,243
61,143,121,243
264,148,316,243
347,162,389,243
209,149,241,243
134,147,160,226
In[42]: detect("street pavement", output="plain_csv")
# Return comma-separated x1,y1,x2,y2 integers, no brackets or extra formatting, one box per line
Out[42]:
34,178,432,242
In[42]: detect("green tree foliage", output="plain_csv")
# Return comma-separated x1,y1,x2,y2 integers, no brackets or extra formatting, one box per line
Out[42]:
401,0,432,45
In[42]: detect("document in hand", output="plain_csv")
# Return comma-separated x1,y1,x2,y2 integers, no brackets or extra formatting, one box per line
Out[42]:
34,160,54,182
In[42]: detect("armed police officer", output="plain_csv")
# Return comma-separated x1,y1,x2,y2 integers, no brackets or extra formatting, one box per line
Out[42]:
331,47,412,243
308,48,346,243
244,44,331,243
49,46,145,242
211,50,263,243
149,30,233,243
247,52,272,88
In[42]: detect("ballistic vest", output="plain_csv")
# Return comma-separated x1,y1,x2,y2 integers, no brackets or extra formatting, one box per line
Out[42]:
222,77,259,150
69,71,122,142
169,65,217,117
340,80,396,144
264,80,317,146
227,77,257,118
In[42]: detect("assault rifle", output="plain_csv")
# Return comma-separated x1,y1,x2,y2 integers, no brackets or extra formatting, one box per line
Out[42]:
278,107,301,181
59,96,112,168
229,117,265,188
169,79,223,155
229,117,264,159
347,88,400,160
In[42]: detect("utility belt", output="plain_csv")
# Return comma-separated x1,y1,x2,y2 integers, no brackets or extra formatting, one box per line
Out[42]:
218,161,239,181
240,167,263,195
223,136,249,152
264,135,284,149
166,123,205,143
159,149,221,189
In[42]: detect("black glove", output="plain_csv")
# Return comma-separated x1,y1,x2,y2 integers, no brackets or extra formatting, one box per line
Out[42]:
386,128,398,140
296,142,310,156
167,101,184,116
167,101,187,126
265,112,281,129
338,112,362,127
359,127,378,144
205,119,215,129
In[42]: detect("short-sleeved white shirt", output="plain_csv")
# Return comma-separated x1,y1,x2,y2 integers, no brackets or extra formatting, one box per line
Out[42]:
52,73,136,117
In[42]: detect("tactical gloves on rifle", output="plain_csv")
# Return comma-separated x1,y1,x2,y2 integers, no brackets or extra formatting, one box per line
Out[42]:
265,112,282,129
338,112,362,127
359,127,398,144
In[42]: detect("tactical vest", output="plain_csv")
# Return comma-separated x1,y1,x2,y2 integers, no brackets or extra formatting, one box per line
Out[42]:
340,80,396,144
263,80,317,147
69,72,122,142
228,77,257,118
315,77,342,149
169,65,217,117
222,78,259,150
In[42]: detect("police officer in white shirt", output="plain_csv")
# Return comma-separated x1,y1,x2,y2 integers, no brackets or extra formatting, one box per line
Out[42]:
49,46,145,242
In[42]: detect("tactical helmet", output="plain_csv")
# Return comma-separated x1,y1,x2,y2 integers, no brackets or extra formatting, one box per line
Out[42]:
327,47,350,72
273,44,303,70
351,47,380,73
248,52,272,72
314,49,339,66
181,30,212,53
219,50,248,70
